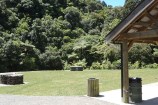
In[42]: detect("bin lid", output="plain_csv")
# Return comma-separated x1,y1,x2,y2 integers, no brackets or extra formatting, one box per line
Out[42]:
129,77,142,83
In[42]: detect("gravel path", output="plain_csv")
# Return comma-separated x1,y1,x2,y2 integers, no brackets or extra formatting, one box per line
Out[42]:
0,95,117,105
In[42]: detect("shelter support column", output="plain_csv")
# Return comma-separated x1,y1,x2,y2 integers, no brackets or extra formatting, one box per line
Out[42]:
122,41,129,103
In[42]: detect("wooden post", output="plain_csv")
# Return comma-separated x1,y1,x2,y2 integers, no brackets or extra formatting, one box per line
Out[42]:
122,41,129,103
87,78,99,97
121,44,123,98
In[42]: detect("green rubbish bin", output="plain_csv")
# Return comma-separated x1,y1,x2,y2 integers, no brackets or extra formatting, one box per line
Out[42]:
129,77,142,103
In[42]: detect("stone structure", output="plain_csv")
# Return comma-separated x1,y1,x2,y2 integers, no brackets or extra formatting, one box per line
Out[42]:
0,73,23,85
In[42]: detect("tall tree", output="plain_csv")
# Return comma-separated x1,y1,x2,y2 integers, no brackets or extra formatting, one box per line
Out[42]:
123,0,142,16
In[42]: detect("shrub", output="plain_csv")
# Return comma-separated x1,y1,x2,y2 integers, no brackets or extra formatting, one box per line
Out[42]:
112,60,121,69
64,61,71,70
20,57,36,71
90,62,101,70
39,46,63,70
72,59,87,68
2,40,38,72
129,61,140,69
101,60,114,70
144,63,158,69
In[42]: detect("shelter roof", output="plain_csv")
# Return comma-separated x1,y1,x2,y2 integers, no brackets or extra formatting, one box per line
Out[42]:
105,0,158,45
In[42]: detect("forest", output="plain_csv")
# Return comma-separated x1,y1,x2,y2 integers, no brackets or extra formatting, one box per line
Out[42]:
0,0,158,72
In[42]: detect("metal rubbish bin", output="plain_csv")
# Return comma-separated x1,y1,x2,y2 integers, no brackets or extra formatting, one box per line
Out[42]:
129,77,142,103
87,78,99,97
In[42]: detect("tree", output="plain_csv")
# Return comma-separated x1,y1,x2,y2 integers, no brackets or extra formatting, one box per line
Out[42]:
101,1,107,7
18,0,44,18
29,18,48,52
0,1,19,30
129,44,154,67
87,1,103,12
39,46,63,70
153,48,158,63
81,12,105,33
123,0,142,17
2,39,38,72
64,6,81,29
15,18,30,41
72,35,100,66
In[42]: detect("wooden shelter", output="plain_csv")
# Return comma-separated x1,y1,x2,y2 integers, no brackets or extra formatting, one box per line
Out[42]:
105,0,158,103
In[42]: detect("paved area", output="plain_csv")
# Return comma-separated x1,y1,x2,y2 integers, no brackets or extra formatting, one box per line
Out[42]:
0,95,116,105
94,82,158,105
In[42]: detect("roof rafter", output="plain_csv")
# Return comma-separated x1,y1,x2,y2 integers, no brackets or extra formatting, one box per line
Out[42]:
134,21,150,27
122,29,158,40
146,12,157,22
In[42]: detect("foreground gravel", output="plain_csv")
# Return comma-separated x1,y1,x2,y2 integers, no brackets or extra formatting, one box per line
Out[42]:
0,95,117,105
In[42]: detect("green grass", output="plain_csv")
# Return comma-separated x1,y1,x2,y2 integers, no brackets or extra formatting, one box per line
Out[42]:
0,69,158,96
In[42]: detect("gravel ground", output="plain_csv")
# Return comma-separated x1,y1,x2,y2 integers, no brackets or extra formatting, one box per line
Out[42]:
0,95,117,105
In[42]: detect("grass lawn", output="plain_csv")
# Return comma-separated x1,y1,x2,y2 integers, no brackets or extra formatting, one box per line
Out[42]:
0,69,158,96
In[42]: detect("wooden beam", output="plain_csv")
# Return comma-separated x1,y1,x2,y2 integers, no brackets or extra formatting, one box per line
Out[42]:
146,12,157,22
123,29,158,40
128,41,134,51
154,7,158,11
122,41,129,103
151,22,158,29
132,38,158,44
121,44,123,98
134,21,150,27
135,40,157,44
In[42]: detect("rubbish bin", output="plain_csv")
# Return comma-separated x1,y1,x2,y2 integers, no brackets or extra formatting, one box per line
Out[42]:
87,78,99,97
129,77,142,103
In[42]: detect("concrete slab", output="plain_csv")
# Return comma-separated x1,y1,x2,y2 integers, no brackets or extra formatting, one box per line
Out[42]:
0,82,29,87
93,82,158,105
0,84,11,87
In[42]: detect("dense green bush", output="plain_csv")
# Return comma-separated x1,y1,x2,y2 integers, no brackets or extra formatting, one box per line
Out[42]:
90,62,101,70
0,40,38,72
129,61,140,69
63,61,71,70
144,63,158,69
72,59,87,68
39,46,63,70
101,60,113,69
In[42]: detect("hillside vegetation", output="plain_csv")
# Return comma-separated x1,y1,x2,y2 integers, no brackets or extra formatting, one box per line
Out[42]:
0,0,158,72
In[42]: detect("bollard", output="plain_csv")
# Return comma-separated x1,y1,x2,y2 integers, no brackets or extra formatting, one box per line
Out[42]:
87,78,99,97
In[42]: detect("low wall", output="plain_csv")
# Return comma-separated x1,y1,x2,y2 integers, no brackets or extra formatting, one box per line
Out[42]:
0,73,23,85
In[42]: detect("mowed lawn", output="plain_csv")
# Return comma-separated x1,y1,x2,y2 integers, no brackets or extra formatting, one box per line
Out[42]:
0,69,158,96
